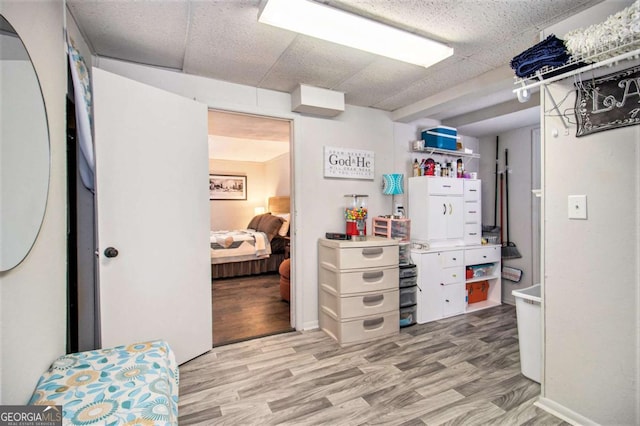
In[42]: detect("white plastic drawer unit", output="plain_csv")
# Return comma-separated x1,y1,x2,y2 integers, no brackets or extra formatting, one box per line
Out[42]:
399,286,417,307
319,265,399,295
463,179,481,200
320,288,399,319
427,177,464,196
465,245,500,265
319,310,399,345
318,241,399,270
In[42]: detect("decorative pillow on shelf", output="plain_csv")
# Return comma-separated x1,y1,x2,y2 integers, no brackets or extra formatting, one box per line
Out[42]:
257,214,285,241
275,213,290,236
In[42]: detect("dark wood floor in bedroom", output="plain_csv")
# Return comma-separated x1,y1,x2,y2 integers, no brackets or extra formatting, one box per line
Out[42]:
212,273,293,346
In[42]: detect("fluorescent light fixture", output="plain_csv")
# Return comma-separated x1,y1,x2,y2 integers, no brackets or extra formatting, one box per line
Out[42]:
258,0,453,68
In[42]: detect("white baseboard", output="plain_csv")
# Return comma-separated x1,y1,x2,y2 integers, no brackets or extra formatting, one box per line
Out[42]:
535,397,599,426
302,320,319,331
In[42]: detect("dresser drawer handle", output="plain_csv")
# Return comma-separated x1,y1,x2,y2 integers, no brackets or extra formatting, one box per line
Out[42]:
362,294,384,306
363,317,384,330
362,247,383,257
362,271,384,281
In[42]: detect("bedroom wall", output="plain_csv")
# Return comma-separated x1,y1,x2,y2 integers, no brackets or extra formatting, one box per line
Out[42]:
97,56,396,329
0,0,67,404
209,159,267,230
265,152,291,198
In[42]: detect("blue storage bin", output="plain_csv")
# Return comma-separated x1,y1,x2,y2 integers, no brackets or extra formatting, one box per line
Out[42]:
426,126,457,137
422,130,459,150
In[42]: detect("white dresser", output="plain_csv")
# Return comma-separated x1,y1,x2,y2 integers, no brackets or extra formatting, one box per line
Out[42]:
318,236,399,345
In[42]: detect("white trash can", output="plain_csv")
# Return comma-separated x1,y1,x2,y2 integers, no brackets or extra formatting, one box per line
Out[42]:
512,284,541,383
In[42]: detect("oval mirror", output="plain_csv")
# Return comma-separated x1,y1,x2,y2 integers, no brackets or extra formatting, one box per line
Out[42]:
0,14,50,271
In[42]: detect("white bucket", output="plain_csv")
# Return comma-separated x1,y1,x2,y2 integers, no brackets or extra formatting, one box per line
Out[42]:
512,284,541,383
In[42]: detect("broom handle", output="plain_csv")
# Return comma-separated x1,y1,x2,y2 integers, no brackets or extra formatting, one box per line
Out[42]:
500,173,504,244
494,136,499,227
505,148,510,243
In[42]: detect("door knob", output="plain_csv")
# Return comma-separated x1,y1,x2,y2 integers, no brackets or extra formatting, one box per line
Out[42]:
104,247,119,258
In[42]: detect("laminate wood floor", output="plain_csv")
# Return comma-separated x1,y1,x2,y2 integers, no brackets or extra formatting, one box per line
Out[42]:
212,273,293,346
180,304,566,425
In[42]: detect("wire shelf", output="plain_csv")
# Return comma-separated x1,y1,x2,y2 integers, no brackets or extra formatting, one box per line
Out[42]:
514,35,640,91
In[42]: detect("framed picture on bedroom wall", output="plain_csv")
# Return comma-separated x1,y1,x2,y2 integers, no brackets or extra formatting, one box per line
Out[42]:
209,174,247,200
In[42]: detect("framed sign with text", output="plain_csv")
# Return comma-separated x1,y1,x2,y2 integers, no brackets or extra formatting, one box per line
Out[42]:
575,64,640,137
324,146,375,180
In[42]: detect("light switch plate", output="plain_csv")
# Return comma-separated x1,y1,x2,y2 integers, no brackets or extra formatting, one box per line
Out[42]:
568,195,587,219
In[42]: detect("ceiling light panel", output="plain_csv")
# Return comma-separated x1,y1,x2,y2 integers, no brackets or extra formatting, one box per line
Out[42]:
258,0,453,68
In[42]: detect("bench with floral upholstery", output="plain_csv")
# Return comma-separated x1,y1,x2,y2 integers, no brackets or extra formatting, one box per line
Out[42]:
29,340,178,425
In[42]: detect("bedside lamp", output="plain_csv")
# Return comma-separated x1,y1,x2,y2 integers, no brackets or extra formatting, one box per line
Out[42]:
382,173,404,217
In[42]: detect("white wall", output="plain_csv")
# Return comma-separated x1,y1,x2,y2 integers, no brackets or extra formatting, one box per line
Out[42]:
95,57,395,330
537,2,639,423
392,122,480,214
539,78,639,426
0,0,67,403
479,126,540,303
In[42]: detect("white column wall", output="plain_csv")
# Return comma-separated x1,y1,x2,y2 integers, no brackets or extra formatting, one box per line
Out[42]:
539,78,639,425
0,0,67,403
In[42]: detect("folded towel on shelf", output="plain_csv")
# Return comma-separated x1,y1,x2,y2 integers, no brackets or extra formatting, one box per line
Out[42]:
510,34,571,78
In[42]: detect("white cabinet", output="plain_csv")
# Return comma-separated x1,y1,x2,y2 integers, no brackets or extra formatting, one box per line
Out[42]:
413,245,501,323
463,179,482,245
415,249,465,323
318,236,399,345
408,177,464,246
464,245,502,314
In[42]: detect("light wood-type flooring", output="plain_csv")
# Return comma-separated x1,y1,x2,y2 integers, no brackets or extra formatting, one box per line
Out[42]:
212,273,293,346
180,304,566,425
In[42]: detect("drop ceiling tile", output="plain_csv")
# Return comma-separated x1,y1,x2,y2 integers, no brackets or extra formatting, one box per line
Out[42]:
67,1,189,69
183,1,296,87
374,57,493,111
462,28,542,69
259,36,377,93
334,58,431,108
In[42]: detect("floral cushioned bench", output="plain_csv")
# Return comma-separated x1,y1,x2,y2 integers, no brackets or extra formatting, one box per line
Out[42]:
29,340,178,425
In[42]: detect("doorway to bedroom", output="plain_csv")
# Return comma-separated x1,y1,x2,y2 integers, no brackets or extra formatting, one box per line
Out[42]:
208,110,294,346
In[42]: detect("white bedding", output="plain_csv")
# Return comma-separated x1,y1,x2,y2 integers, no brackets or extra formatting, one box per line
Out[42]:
210,230,271,264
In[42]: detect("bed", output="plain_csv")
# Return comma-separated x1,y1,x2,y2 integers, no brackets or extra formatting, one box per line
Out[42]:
211,196,290,279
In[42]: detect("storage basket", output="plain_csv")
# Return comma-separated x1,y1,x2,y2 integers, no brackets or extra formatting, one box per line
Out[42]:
466,280,489,304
